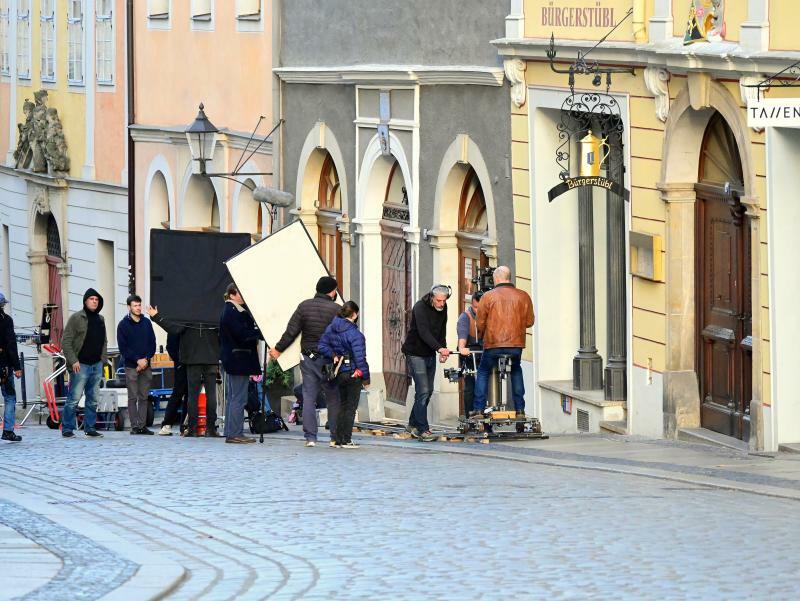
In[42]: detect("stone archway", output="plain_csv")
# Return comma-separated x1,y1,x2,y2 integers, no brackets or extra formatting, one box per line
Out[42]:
181,174,219,230
354,132,415,415
659,78,762,445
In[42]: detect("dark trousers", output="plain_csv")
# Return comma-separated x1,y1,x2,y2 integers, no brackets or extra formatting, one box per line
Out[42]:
125,367,152,430
335,375,362,445
186,364,218,431
407,354,436,433
298,354,340,442
460,355,477,415
162,363,188,427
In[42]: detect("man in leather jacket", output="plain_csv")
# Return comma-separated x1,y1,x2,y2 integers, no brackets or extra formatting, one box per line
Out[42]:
472,266,534,417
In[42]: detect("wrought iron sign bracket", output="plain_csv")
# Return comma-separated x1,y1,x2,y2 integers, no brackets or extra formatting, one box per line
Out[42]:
742,59,800,100
546,8,636,94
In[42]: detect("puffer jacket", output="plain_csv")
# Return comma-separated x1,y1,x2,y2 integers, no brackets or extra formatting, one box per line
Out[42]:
274,293,340,353
476,283,534,349
318,317,370,382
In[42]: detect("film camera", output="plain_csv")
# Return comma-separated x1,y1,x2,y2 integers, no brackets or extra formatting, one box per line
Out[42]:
444,364,476,383
471,266,495,293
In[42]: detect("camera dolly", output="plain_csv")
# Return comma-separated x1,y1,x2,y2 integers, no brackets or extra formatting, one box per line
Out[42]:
447,349,548,441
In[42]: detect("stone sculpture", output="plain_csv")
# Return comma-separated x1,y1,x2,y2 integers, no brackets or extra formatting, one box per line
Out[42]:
13,89,70,175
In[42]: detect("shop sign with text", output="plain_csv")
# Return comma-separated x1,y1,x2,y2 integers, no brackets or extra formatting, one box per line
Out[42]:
526,0,634,41
548,176,630,202
747,99,800,128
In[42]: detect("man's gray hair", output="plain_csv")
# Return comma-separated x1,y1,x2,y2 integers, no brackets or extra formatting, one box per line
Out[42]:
431,285,450,298
493,266,511,283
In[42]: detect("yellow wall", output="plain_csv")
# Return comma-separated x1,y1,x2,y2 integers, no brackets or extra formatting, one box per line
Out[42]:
525,0,652,42
770,1,799,51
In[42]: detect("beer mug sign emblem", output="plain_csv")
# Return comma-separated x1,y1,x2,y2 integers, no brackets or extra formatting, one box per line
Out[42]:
579,130,610,177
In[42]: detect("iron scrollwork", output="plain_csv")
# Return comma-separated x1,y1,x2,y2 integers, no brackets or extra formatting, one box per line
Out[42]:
743,59,800,99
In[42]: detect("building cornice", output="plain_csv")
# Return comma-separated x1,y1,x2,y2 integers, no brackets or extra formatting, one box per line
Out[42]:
273,65,505,87
0,165,127,194
128,124,274,154
492,36,800,78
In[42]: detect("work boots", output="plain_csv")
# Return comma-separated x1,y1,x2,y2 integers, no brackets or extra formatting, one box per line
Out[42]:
1,430,21,442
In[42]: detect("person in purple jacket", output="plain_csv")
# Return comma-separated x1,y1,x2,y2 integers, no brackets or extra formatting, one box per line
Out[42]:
318,301,369,449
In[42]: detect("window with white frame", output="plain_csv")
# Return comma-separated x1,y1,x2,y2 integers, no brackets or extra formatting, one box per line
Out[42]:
96,0,113,83
0,1,9,75
236,0,260,20
41,0,56,81
17,0,31,79
148,0,169,19
67,0,84,83
191,0,211,21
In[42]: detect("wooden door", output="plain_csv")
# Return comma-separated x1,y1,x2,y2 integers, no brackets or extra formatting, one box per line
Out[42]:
696,115,751,440
382,226,410,405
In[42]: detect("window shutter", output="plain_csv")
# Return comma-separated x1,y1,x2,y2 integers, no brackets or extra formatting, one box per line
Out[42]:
148,0,169,18
236,0,260,19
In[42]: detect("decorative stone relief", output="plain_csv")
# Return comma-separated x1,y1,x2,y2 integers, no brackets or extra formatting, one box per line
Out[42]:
504,59,527,108
644,67,671,122
13,89,70,175
687,71,712,110
32,189,50,215
739,75,764,132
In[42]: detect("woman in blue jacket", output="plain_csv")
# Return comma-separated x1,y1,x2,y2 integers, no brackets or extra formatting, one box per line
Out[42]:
318,301,369,449
219,283,261,444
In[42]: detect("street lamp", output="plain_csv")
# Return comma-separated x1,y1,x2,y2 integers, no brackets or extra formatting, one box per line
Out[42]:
184,103,291,232
185,103,219,175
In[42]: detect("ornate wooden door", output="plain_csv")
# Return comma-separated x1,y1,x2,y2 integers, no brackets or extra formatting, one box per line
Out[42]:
382,226,410,405
696,115,751,440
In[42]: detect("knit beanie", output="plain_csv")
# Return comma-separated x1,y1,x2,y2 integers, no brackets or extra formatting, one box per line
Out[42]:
316,276,338,294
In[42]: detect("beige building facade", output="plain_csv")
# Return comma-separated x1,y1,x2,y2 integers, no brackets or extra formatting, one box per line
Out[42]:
496,0,799,452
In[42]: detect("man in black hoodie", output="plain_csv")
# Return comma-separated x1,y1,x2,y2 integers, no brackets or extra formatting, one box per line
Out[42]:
61,288,107,438
0,292,23,442
402,285,451,442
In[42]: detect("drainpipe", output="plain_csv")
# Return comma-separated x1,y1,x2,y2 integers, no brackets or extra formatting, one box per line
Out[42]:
633,0,647,43
126,0,136,293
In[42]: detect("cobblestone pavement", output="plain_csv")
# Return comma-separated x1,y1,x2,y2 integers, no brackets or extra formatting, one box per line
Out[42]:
2,427,800,600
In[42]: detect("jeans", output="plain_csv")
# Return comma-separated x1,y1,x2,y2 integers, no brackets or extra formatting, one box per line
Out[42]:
125,367,152,430
186,365,218,432
473,348,525,413
460,354,478,415
2,375,16,431
299,354,340,442
335,375,362,445
224,373,249,438
407,354,436,433
162,362,188,427
63,361,102,433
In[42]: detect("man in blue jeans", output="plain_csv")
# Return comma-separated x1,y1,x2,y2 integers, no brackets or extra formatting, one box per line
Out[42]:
0,293,23,442
60,288,108,438
473,267,534,416
402,285,451,442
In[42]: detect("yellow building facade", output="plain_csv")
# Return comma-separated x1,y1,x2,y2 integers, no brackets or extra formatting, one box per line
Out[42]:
496,0,798,452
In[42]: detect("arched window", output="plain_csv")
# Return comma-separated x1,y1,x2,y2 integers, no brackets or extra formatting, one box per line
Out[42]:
46,213,61,257
457,168,488,312
316,154,343,287
44,214,63,344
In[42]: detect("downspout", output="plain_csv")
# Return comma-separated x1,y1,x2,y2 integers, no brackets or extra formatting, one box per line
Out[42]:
633,0,647,43
126,0,136,293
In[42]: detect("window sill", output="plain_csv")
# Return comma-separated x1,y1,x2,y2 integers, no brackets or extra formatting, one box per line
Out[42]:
191,14,212,21
237,14,261,21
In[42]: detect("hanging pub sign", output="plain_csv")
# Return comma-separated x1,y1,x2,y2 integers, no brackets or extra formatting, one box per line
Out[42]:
548,130,631,202
747,98,800,128
683,0,726,45
530,0,634,42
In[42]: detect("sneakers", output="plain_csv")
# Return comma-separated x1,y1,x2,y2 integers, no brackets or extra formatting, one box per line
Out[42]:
419,430,437,442
305,440,316,447
158,425,173,436
406,426,420,439
225,436,256,444
329,441,340,448
340,441,360,449
62,431,75,438
182,429,197,438
85,430,104,438
1,430,21,442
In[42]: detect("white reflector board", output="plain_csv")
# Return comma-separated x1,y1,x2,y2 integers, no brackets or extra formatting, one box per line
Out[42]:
225,220,338,371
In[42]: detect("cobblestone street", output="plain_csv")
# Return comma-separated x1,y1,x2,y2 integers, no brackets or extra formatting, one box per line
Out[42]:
2,426,800,600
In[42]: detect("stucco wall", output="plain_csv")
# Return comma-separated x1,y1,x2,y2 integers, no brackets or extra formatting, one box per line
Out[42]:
282,0,509,68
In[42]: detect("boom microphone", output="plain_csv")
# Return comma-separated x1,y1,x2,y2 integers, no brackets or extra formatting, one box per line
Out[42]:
253,187,295,208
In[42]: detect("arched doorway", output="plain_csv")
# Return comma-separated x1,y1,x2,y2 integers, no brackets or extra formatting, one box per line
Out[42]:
381,159,411,407
317,153,343,288
696,112,751,439
457,167,488,312
45,214,63,345
235,179,264,241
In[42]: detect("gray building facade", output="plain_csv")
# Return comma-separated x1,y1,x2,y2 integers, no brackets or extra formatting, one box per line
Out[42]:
277,0,515,420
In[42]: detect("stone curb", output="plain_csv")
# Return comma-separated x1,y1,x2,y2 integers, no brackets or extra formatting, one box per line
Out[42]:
0,489,187,601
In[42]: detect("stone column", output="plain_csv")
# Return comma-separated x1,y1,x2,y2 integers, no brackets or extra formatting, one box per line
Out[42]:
605,136,627,400
573,185,603,390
